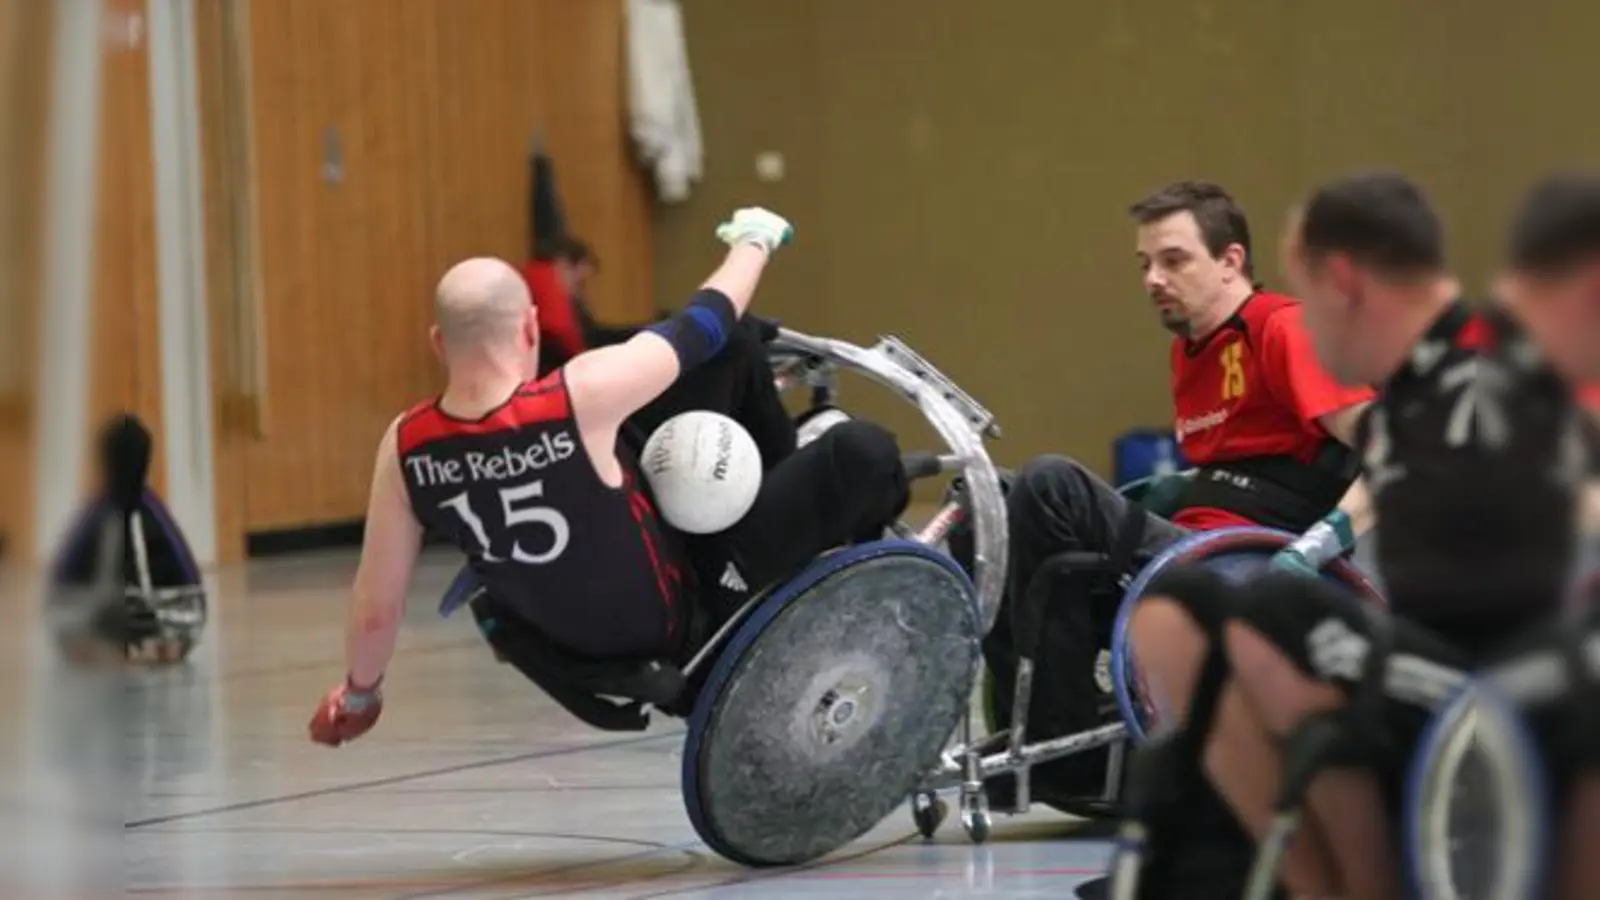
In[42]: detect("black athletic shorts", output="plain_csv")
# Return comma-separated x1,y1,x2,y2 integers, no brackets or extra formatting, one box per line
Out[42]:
1146,565,1474,809
1155,565,1600,810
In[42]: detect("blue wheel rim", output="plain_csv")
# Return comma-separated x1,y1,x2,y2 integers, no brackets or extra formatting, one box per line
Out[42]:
1109,526,1382,742
680,540,976,866
1403,680,1549,900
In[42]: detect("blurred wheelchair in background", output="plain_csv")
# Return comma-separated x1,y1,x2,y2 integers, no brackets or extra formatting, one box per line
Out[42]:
46,414,208,666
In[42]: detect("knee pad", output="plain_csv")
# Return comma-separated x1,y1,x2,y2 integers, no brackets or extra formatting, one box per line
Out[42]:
819,419,898,467
819,420,902,488
816,420,908,520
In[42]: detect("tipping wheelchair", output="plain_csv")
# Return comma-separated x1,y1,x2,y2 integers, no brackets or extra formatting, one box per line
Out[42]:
440,325,1011,865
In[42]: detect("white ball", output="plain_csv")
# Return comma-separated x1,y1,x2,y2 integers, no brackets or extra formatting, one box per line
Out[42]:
640,411,763,534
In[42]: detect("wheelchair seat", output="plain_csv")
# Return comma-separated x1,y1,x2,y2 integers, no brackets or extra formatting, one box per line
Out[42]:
457,579,715,731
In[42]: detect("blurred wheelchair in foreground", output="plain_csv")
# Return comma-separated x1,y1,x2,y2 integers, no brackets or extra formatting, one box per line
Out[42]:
1403,621,1600,900
441,325,1011,865
45,415,207,666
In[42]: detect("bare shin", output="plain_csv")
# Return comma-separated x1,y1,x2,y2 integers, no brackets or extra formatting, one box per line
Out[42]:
1226,621,1390,899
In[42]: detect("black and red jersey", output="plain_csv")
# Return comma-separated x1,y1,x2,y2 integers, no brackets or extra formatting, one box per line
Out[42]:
1168,292,1374,531
395,371,686,658
1363,301,1594,634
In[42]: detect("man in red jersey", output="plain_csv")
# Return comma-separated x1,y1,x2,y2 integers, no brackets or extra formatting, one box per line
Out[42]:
520,135,620,374
307,207,913,745
521,134,667,375
981,182,1373,898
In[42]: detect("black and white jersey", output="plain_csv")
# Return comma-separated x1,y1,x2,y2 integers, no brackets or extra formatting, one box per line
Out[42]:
1362,302,1596,635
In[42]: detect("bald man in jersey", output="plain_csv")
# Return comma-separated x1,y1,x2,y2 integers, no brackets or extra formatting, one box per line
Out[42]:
308,208,912,746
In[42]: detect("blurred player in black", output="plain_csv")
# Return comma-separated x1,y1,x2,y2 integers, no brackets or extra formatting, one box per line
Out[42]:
1482,170,1600,900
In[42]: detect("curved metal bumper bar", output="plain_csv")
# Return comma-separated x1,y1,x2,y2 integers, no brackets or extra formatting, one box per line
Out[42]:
769,328,1008,633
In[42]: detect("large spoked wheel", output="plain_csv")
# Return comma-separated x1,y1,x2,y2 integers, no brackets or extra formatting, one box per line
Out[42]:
681,543,981,866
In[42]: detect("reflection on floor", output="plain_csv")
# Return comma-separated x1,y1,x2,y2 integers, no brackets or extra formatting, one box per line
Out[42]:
5,550,1113,898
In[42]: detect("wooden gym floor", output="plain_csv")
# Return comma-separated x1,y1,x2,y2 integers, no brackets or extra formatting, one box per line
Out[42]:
5,549,1113,898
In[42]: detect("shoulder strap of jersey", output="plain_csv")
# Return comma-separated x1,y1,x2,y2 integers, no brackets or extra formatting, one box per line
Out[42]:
395,374,570,458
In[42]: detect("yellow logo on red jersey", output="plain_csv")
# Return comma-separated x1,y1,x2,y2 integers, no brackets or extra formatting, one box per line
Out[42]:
1219,341,1246,400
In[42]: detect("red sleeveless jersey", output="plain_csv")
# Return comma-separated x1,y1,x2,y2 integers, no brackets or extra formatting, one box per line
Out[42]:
1169,293,1374,530
395,371,686,658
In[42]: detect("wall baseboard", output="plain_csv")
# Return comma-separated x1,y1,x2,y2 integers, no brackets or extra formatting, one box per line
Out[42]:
246,521,453,558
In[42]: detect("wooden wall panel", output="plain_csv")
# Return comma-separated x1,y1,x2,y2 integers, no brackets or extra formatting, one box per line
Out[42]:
532,0,656,324
91,0,164,493
0,0,50,559
201,0,655,552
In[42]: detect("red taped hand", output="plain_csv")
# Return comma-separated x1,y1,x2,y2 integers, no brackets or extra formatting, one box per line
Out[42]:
308,682,383,747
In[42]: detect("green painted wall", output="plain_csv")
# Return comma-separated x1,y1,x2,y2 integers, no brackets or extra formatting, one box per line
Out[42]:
654,0,1599,472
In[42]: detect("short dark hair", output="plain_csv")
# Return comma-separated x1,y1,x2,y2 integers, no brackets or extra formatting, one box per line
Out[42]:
1507,171,1600,276
554,235,596,269
1129,181,1255,277
1297,171,1445,277
533,234,597,269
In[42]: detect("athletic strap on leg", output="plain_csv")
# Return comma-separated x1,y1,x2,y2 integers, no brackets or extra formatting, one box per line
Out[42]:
1343,600,1399,761
1244,601,1400,900
1108,568,1237,900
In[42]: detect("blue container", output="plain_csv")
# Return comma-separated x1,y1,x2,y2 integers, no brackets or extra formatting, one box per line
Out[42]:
1113,428,1184,487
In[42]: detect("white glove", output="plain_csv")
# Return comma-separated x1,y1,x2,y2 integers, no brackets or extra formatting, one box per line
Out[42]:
715,207,793,254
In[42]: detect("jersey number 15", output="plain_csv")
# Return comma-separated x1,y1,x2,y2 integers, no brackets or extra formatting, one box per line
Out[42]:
439,483,570,564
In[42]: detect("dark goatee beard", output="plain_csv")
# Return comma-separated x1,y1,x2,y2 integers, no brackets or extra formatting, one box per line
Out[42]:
1161,316,1193,339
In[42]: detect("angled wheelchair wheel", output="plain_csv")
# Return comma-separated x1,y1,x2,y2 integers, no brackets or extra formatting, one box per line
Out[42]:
1109,526,1384,743
1404,682,1550,900
682,540,981,867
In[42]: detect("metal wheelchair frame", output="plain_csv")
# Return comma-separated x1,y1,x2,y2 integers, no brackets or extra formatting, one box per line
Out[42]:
771,328,1127,842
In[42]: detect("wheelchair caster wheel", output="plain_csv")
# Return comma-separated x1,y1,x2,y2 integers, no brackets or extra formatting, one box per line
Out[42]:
962,807,991,843
911,792,946,839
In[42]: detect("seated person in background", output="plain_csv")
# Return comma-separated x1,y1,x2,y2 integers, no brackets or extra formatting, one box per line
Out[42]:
987,182,1374,899
522,133,661,374
308,208,911,746
1139,171,1600,900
